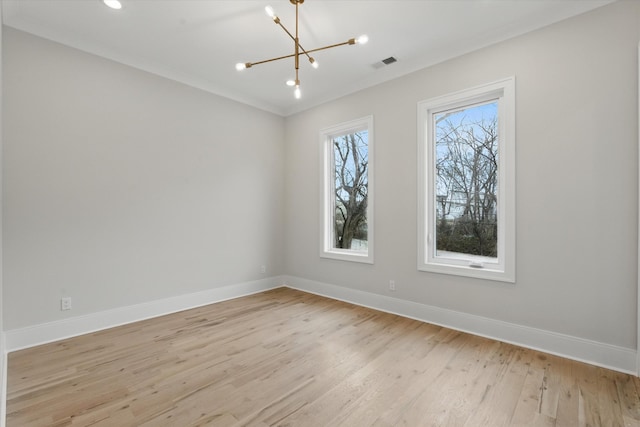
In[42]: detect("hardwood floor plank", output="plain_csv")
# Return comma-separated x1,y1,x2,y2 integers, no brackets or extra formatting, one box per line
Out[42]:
615,371,640,423
460,346,530,426
537,354,563,421
598,369,626,426
6,288,638,426
510,352,556,426
575,362,605,426
554,356,580,427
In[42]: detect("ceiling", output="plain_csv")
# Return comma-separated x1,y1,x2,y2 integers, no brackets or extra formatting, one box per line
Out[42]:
2,0,615,116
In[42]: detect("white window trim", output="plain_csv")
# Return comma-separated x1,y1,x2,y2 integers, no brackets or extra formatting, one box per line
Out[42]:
320,115,374,264
417,78,515,282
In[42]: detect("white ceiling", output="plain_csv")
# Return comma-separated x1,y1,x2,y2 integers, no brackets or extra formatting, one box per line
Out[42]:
2,0,615,116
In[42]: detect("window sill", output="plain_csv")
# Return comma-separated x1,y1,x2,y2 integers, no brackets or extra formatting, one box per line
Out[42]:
418,261,514,283
321,250,373,264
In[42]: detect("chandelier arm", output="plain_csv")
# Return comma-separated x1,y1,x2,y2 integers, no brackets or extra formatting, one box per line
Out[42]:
243,38,357,68
274,21,297,46
300,39,357,55
247,52,298,67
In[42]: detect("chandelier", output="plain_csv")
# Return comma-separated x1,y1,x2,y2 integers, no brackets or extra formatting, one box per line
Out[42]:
235,0,368,99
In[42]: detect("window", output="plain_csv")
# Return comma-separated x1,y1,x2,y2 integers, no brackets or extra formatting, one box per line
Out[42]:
320,116,374,263
418,78,515,282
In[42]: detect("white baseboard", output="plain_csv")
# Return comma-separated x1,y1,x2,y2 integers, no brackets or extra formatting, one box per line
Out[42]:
5,276,285,353
283,275,637,375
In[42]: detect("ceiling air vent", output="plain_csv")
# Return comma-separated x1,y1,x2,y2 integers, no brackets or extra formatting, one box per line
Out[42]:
372,56,398,69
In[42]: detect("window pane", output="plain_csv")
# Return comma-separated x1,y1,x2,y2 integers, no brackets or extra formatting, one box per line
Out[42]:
333,130,368,251
434,101,498,259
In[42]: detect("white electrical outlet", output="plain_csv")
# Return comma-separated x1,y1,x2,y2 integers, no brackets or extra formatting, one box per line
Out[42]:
389,280,396,291
61,297,72,311
260,265,266,274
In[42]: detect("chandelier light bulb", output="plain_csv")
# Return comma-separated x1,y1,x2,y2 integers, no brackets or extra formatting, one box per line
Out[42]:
357,35,369,44
265,5,276,18
235,63,247,71
294,85,301,99
310,58,319,69
103,0,122,9
286,79,296,86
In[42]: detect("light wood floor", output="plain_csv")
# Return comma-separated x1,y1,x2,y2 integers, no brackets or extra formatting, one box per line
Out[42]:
6,288,640,426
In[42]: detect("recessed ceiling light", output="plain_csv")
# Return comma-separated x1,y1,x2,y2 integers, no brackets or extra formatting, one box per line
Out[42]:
103,0,122,10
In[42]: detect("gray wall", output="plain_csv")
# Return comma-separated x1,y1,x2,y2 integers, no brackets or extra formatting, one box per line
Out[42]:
284,1,640,349
3,28,285,329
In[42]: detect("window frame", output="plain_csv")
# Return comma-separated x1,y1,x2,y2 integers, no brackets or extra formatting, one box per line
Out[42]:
320,115,374,264
417,78,515,282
